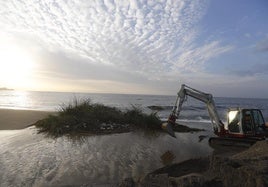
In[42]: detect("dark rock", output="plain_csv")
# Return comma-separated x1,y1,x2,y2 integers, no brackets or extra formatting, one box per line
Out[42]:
169,173,205,187
173,124,204,133
148,105,165,111
139,174,169,187
119,178,135,187
151,157,209,177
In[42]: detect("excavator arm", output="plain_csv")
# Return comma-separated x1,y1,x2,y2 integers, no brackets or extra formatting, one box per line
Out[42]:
163,84,226,137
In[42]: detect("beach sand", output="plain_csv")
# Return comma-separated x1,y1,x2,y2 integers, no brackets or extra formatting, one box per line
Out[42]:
0,109,53,130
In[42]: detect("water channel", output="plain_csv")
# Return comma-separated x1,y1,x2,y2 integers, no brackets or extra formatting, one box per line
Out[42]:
0,123,213,186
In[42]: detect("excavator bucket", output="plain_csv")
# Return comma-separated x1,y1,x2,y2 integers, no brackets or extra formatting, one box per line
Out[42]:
162,122,176,138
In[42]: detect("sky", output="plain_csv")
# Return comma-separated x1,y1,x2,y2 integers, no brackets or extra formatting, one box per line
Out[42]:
0,0,267,98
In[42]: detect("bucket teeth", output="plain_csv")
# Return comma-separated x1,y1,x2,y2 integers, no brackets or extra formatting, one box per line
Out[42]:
162,122,176,138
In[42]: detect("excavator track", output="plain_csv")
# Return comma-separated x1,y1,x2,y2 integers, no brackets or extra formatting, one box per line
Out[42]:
209,137,264,148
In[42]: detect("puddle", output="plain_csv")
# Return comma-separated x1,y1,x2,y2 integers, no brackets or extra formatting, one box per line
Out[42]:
0,127,212,186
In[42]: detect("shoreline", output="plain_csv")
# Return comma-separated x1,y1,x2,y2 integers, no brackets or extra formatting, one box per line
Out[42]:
0,109,54,130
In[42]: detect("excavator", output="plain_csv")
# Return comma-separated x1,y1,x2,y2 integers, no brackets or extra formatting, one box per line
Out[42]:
162,84,268,147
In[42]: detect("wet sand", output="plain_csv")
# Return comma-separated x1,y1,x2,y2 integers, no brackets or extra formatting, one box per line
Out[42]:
0,109,54,130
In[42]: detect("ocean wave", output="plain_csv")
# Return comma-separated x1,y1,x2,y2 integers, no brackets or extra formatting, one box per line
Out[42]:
160,116,211,123
0,91,267,120
147,105,208,112
178,118,211,123
147,105,173,111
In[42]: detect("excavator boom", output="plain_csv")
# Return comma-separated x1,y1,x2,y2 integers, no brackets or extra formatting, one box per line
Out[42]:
164,84,225,136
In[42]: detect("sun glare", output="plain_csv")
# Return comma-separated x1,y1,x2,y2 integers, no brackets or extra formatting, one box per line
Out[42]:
0,44,35,89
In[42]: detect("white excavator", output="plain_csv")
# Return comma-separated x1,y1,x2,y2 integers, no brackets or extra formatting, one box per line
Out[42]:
162,84,268,147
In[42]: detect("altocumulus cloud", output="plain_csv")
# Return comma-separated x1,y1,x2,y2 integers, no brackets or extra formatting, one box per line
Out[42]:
0,0,232,93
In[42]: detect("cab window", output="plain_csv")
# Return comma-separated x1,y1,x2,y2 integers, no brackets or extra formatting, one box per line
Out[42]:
242,110,253,132
252,110,265,130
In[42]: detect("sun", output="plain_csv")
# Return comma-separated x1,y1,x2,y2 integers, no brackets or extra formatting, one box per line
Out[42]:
0,44,35,89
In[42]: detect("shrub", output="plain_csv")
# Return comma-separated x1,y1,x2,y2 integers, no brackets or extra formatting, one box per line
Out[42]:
35,98,162,138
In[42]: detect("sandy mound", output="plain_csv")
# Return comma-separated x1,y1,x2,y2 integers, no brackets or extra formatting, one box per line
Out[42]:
232,140,268,159
120,141,268,187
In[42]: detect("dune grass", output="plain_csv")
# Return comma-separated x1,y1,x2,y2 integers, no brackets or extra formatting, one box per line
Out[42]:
34,99,162,138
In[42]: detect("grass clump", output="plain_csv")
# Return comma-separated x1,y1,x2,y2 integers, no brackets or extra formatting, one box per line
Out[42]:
124,105,162,130
34,99,162,138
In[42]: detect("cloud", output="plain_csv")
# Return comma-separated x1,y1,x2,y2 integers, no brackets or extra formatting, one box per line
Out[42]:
0,0,235,95
0,0,230,75
225,37,268,78
172,41,232,73
255,38,268,52
34,49,147,84
229,62,268,77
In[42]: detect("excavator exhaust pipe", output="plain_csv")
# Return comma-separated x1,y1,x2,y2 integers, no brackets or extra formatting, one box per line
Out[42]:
162,122,176,138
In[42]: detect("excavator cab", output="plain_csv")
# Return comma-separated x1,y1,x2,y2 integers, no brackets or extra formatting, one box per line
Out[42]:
227,108,266,137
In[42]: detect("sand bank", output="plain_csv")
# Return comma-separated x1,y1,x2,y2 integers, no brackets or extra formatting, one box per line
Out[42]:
0,109,54,130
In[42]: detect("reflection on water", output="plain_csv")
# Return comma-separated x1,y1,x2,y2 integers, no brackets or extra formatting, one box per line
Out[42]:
0,127,212,186
0,90,33,110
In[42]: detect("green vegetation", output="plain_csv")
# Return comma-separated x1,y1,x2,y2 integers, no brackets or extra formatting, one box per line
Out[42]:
34,99,162,138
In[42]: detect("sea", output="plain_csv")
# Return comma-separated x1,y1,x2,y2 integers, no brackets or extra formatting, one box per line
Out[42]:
1,90,268,186
0,90,268,123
